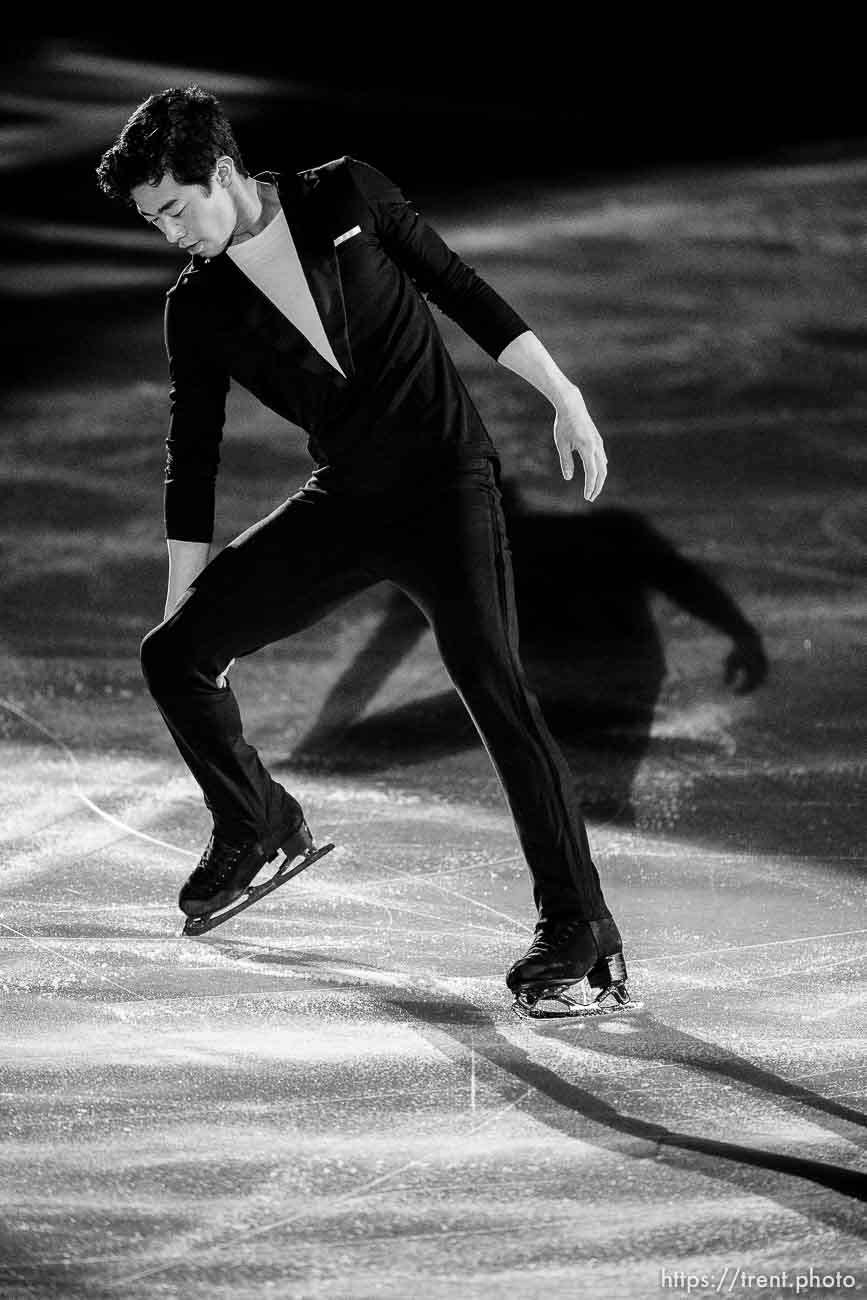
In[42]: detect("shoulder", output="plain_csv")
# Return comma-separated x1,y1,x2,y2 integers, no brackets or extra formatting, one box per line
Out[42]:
298,155,403,206
297,154,365,185
288,156,397,239
165,256,209,314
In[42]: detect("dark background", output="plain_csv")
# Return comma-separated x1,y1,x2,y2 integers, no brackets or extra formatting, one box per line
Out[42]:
3,32,864,380
3,33,865,207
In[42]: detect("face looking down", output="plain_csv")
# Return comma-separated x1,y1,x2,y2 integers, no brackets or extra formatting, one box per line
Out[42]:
132,158,240,259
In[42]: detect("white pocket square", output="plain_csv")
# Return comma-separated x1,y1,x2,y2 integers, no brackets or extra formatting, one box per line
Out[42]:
334,225,362,246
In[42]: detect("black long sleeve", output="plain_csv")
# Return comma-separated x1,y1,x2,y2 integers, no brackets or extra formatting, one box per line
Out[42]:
163,295,230,541
346,158,529,360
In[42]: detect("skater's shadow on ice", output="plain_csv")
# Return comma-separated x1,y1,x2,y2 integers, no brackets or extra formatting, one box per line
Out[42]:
286,487,769,825
205,941,865,1222
381,985,867,1221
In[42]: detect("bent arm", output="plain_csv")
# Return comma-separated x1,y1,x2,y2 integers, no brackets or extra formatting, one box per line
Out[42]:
349,158,529,359
347,161,607,500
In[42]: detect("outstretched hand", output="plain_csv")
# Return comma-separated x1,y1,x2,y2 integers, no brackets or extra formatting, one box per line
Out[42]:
553,385,608,501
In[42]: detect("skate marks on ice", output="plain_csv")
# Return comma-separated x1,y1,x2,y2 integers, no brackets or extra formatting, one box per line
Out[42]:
2,703,866,1290
3,842,867,1289
63,958,867,1294
210,935,866,1163
24,947,859,1297
0,695,199,864
376,981,867,1205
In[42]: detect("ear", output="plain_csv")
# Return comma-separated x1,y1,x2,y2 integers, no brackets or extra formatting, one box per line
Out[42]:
215,156,235,188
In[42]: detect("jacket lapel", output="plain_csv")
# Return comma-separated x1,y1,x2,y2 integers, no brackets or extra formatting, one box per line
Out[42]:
197,167,355,381
275,168,355,380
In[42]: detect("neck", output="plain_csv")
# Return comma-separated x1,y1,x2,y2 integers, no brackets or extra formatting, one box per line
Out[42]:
231,177,279,246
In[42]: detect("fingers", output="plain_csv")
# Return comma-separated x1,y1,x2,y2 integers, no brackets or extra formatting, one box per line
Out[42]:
553,416,607,498
583,444,608,501
216,657,236,689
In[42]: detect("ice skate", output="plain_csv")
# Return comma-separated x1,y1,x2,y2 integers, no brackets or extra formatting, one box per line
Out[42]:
180,817,335,936
507,916,641,1020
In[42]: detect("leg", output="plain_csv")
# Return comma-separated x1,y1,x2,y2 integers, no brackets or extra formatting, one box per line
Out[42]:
382,460,607,923
140,488,375,844
375,460,632,1013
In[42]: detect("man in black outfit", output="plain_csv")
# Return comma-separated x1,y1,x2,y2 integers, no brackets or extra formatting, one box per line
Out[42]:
96,85,629,1012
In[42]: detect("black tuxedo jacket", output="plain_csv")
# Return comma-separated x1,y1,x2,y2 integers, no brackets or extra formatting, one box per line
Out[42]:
162,156,530,541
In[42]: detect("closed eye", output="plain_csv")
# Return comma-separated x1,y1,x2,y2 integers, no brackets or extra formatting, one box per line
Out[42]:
145,205,185,224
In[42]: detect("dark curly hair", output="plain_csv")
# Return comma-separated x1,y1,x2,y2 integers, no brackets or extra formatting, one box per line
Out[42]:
95,85,247,204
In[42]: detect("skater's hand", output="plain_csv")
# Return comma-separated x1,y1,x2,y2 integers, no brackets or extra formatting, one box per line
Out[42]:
553,385,608,501
216,658,235,689
723,630,769,693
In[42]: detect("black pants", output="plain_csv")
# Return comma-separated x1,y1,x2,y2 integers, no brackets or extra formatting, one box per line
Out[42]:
140,457,609,923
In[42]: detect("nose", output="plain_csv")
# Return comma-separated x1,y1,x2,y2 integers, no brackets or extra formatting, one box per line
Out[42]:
160,217,185,245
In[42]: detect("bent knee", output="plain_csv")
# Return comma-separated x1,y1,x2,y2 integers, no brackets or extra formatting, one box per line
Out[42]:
140,621,193,692
140,622,167,684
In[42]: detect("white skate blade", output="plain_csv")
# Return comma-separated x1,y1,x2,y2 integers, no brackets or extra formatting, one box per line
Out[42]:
512,981,643,1021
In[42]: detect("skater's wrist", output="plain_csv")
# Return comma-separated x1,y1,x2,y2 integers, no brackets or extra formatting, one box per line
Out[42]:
165,539,212,619
497,331,575,409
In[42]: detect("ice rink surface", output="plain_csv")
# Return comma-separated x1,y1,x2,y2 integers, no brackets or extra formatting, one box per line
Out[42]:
0,50,865,1300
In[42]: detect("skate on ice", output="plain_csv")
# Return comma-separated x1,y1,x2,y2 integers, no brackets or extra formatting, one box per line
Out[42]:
180,818,335,936
506,917,642,1020
510,951,642,1020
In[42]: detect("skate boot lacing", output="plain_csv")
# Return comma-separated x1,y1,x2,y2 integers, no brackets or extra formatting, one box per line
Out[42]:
526,917,587,959
189,835,247,890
